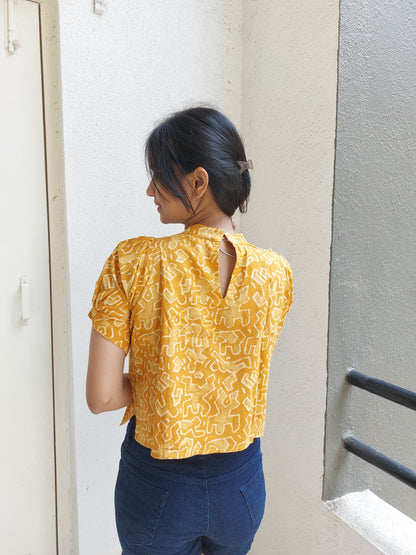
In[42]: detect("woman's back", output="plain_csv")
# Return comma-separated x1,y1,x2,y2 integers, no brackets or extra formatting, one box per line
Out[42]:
89,224,292,459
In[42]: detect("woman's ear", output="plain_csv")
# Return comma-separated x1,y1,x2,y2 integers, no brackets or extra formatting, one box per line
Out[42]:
192,167,209,199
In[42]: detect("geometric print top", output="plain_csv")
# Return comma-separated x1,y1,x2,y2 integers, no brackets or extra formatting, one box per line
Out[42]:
89,223,293,459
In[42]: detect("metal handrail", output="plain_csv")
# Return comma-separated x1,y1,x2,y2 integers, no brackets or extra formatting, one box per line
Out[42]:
344,369,416,489
343,435,416,490
346,369,416,411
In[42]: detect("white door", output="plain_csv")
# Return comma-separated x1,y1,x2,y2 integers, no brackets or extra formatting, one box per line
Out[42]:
0,1,57,553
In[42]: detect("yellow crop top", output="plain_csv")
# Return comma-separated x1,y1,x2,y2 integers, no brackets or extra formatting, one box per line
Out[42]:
89,224,293,459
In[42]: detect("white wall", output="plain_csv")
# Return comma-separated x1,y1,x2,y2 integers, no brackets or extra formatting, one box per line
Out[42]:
57,1,383,553
58,2,242,553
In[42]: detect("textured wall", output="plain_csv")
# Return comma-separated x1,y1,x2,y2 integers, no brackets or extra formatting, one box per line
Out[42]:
58,2,242,552
241,1,377,553
325,0,416,521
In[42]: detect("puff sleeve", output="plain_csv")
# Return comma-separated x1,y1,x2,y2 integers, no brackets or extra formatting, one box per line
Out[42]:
261,255,293,360
88,238,149,354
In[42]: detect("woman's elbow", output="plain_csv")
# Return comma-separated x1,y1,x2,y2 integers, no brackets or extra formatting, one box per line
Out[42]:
87,401,103,415
86,392,110,414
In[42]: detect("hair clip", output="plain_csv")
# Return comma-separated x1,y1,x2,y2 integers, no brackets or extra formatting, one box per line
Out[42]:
237,160,253,174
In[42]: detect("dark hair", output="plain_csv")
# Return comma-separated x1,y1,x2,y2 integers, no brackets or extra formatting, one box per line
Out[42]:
145,106,251,216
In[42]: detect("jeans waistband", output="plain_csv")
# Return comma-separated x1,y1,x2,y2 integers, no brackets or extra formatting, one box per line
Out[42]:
121,416,261,483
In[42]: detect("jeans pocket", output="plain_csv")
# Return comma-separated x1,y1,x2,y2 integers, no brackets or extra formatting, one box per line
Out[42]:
115,459,169,547
240,463,266,530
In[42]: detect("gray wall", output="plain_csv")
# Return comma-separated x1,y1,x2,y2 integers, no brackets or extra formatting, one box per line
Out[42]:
324,0,416,519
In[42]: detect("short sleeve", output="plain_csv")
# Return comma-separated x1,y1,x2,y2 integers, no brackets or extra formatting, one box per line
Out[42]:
276,256,293,325
261,255,293,359
88,238,149,354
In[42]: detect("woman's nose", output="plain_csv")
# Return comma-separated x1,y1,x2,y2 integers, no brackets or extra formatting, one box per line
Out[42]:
146,180,155,197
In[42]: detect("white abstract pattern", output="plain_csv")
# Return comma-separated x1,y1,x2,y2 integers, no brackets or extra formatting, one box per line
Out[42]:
89,224,292,459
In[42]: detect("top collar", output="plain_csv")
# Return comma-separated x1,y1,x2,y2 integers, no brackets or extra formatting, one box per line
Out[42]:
184,224,247,246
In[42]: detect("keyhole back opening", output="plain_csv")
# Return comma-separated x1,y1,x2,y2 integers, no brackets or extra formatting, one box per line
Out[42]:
218,236,236,299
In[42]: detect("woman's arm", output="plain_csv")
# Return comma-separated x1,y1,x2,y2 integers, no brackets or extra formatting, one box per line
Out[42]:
86,326,133,414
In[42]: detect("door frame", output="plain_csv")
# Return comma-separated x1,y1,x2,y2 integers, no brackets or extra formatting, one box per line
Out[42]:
34,1,79,552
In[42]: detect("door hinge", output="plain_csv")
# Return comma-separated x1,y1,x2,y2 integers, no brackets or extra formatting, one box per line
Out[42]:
7,0,20,54
93,0,107,15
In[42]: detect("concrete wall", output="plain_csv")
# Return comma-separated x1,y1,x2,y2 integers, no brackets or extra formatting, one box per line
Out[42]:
55,0,385,552
324,0,416,523
240,1,377,553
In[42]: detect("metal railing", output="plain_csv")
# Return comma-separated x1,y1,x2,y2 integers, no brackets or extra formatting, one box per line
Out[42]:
343,369,416,490
346,369,416,411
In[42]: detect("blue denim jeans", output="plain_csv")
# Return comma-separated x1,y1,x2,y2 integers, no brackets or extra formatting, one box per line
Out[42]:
114,417,266,555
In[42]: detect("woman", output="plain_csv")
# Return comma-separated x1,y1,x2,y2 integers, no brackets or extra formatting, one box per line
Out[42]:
87,106,293,555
